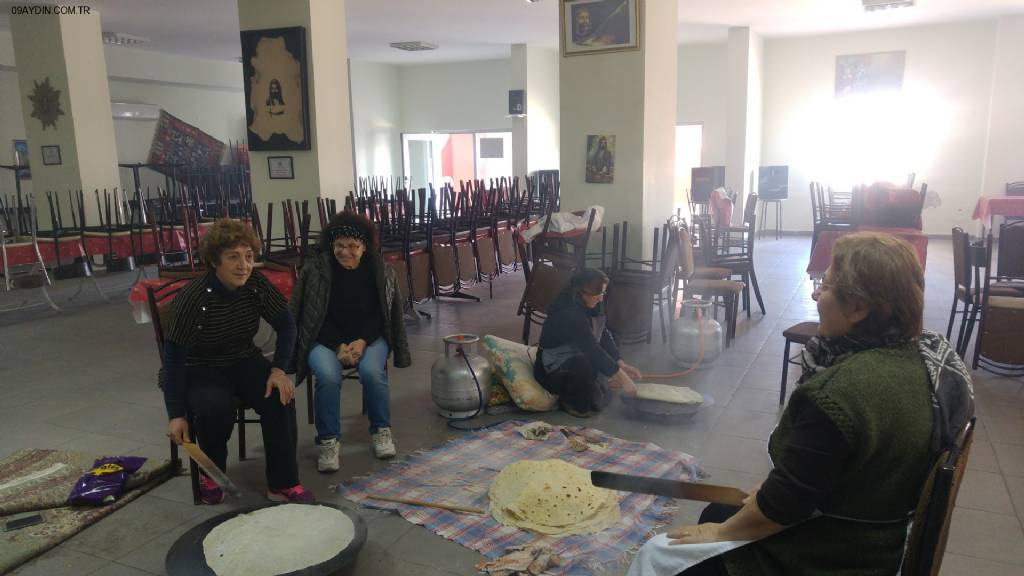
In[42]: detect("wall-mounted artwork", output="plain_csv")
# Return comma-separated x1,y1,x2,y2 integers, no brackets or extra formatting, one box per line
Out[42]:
13,140,30,179
586,135,615,183
41,145,61,166
835,51,906,97
28,77,64,130
241,26,311,151
562,0,639,57
147,110,226,174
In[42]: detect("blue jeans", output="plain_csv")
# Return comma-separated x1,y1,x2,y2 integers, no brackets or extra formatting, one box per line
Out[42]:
308,338,391,444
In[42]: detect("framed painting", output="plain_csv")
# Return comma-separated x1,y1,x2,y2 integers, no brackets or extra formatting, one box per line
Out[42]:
240,26,311,151
41,145,61,166
562,0,640,57
13,140,30,179
586,135,615,183
835,51,906,97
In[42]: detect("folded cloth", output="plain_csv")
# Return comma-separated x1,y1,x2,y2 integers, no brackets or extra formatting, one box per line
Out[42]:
517,421,553,441
626,533,751,576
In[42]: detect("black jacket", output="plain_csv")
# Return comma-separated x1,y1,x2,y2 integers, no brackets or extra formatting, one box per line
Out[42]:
535,290,620,377
290,249,411,383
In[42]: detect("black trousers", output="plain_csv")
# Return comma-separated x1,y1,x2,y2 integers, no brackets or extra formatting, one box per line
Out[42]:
677,504,742,576
534,351,612,414
186,354,299,490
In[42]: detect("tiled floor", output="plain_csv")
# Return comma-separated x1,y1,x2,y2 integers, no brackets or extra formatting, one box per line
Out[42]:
1,236,1021,575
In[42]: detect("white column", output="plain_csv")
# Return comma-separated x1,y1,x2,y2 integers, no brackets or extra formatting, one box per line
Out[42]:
512,44,560,178
725,27,764,224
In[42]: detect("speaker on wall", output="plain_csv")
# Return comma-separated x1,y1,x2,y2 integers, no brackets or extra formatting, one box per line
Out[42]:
758,166,789,200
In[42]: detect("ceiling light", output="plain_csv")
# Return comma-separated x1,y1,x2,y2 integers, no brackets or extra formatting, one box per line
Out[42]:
863,0,915,11
102,32,150,47
390,41,438,52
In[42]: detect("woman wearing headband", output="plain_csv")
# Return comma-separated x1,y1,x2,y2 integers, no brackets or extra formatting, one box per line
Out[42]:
291,212,411,472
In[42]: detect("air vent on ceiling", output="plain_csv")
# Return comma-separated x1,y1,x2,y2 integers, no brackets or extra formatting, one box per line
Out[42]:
863,0,915,11
102,32,150,47
390,41,438,52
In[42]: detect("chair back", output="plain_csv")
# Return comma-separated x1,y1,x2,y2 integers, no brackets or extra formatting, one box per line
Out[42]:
145,278,190,359
996,221,1024,281
950,227,972,291
901,418,975,576
1006,181,1024,197
675,225,696,281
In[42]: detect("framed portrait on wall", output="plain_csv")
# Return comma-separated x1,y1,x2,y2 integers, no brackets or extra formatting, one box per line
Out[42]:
586,135,615,183
13,140,30,179
240,26,311,151
41,145,61,166
267,156,294,179
835,51,905,97
561,0,640,57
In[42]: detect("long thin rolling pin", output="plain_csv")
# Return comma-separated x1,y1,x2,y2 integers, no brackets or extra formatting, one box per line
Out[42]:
366,494,486,516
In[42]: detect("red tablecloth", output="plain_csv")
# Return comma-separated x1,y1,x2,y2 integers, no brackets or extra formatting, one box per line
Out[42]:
128,268,295,323
807,228,929,278
855,185,923,229
971,197,1024,223
1,237,86,267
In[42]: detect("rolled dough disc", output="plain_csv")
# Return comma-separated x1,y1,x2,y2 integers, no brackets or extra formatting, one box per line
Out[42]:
203,504,354,576
489,459,620,536
634,383,704,405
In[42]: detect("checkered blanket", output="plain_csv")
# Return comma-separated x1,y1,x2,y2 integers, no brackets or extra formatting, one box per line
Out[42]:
336,420,704,575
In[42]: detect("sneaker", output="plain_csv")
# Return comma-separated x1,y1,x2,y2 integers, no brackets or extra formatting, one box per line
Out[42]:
267,484,316,503
199,474,225,505
317,438,340,473
561,403,593,419
371,427,397,459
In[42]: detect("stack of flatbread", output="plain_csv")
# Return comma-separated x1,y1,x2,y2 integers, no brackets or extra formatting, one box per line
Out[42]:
489,459,620,536
634,383,704,406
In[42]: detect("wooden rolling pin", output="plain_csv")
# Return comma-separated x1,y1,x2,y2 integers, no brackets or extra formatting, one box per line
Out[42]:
366,494,487,516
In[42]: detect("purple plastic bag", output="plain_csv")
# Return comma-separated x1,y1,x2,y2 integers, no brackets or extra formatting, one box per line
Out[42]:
68,456,147,506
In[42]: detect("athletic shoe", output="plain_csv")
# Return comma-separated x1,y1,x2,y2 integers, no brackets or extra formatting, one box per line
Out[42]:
267,484,316,503
317,437,340,473
371,427,397,459
199,474,225,505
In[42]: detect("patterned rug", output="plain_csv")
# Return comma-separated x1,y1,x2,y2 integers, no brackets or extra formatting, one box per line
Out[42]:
147,110,226,174
336,420,704,575
0,449,171,574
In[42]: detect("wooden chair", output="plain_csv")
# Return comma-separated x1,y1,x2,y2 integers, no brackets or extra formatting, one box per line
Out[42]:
779,322,818,405
900,418,976,576
970,228,1024,376
146,277,261,505
518,261,572,344
698,197,766,317
674,224,743,345
810,182,854,249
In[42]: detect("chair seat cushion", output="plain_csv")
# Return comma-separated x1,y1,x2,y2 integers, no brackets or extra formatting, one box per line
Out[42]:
988,295,1024,310
783,321,819,343
684,279,744,295
691,267,732,280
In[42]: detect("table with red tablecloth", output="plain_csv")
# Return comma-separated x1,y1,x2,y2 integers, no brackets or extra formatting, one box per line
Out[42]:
971,197,1024,228
807,228,929,279
128,267,295,323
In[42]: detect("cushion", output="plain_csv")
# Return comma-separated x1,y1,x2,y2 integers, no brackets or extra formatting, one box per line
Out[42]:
481,335,557,412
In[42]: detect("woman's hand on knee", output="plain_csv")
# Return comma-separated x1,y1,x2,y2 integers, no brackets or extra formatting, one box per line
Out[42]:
350,339,367,362
166,417,190,445
265,367,296,405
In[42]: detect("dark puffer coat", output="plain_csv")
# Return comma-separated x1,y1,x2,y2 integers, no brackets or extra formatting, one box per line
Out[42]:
290,249,411,383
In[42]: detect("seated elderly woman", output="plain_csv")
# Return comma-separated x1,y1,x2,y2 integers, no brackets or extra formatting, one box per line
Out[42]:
163,219,312,505
291,212,411,473
534,268,641,417
628,232,974,576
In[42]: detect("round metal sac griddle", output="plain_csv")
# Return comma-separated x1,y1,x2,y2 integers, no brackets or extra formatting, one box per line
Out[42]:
165,502,367,576
621,392,714,422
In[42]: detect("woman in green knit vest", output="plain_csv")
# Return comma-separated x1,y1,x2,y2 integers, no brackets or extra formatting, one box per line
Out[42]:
628,232,974,576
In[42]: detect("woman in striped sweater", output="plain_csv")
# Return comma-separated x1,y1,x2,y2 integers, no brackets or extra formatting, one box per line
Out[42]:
162,219,313,505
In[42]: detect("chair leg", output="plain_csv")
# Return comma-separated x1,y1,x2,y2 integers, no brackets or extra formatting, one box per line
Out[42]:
190,457,201,505
960,301,979,359
749,267,766,315
658,294,667,344
742,273,751,317
780,339,792,405
237,407,247,461
307,376,315,425
945,293,958,339
522,312,531,344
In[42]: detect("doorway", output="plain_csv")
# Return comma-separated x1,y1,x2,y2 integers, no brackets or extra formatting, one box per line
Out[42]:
674,123,703,214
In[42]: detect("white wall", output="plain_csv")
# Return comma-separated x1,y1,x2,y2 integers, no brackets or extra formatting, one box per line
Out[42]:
399,59,512,133
760,21,997,235
525,47,560,173
350,60,401,180
980,16,1024,204
677,44,728,167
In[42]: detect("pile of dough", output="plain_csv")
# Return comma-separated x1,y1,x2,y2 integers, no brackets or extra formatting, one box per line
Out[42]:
635,383,704,405
489,459,620,536
204,504,354,576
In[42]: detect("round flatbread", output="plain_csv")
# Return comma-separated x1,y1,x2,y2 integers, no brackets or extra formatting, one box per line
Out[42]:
634,383,704,405
203,504,354,576
489,459,620,536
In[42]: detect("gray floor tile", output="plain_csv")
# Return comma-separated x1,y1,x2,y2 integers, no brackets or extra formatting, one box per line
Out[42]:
64,494,207,561
940,553,1024,576
86,562,157,576
955,469,1016,516
992,442,1024,477
945,507,1024,566
9,546,109,576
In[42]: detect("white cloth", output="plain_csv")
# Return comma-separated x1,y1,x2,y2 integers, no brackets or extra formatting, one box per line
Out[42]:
521,205,604,242
626,533,751,576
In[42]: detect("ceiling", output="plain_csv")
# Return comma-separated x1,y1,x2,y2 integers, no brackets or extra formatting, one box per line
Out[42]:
2,0,1023,64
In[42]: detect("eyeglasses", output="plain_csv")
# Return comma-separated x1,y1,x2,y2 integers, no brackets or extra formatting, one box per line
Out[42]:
584,289,607,297
334,242,364,253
